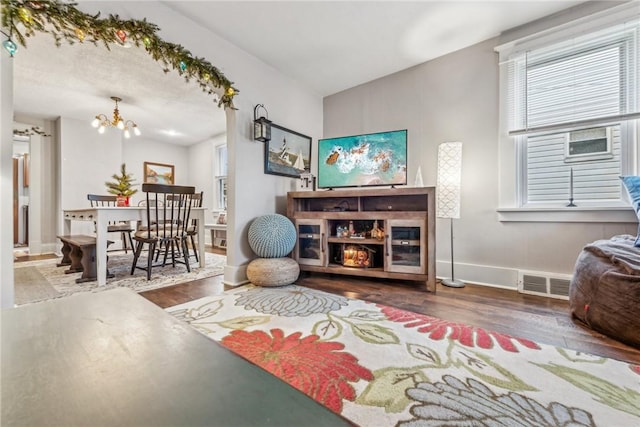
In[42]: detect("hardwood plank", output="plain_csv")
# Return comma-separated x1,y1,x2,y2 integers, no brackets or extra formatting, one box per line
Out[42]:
140,275,226,308
13,253,58,263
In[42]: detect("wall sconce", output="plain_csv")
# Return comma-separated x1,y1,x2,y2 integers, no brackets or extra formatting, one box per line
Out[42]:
253,104,272,142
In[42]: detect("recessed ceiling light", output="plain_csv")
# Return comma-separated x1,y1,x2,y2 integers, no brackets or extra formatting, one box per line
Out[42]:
161,129,182,137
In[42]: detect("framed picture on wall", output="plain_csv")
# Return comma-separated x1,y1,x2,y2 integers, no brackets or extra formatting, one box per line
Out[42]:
144,161,175,184
264,124,312,178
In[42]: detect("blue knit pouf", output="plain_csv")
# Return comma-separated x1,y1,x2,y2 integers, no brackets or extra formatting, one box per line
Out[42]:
248,214,296,258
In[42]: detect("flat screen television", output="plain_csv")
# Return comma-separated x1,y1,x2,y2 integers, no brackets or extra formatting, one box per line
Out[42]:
317,129,407,189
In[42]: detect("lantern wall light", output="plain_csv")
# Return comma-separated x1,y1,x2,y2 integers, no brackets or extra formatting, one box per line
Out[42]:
253,104,272,142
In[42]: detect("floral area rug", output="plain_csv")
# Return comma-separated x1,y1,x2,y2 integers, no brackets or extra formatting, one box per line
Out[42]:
14,251,226,306
168,284,640,427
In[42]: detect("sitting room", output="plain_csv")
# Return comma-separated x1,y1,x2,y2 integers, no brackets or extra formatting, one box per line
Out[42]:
2,1,639,426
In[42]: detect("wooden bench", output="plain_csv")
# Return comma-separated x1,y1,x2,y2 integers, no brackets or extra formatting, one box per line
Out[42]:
57,235,114,283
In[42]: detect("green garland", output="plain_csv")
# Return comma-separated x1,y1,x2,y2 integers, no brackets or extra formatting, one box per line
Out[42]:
14,125,51,136
1,0,238,109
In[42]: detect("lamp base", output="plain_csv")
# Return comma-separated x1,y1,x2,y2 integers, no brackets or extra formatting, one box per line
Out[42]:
441,278,465,288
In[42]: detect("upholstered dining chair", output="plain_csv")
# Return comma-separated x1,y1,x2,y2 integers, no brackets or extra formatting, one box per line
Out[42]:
131,183,196,280
87,194,135,253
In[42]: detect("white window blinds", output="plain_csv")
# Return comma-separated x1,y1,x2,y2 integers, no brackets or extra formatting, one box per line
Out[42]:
506,19,639,136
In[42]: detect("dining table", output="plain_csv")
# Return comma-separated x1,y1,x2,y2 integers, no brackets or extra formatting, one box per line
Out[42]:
62,206,207,286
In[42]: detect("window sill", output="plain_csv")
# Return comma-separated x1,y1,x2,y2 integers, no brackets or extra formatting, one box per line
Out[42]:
497,206,637,223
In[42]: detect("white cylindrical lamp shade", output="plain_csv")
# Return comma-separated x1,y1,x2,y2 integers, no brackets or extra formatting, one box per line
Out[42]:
436,141,463,219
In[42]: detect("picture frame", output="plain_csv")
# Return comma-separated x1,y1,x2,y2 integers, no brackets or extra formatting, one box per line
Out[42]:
264,123,312,178
143,161,175,184
216,212,226,224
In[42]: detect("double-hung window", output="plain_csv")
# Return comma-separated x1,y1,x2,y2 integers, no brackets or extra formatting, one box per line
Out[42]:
497,5,639,211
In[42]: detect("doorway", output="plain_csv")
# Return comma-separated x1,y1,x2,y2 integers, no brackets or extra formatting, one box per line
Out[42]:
13,136,30,259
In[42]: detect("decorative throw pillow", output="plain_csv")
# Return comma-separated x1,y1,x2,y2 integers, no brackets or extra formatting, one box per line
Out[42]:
620,175,640,246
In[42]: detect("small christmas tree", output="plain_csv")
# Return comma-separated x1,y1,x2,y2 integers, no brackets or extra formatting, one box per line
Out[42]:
105,163,138,197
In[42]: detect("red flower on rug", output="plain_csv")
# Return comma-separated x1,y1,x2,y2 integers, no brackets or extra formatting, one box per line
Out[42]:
221,328,373,413
378,305,541,352
631,365,640,375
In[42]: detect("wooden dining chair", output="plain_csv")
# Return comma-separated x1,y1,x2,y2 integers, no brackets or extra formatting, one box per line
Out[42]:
167,191,203,262
131,183,196,280
136,198,166,259
187,191,204,262
87,194,135,253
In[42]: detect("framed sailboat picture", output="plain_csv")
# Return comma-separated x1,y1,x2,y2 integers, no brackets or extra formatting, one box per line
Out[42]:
264,123,312,178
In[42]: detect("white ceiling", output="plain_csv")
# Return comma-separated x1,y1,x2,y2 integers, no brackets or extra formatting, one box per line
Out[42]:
12,1,584,146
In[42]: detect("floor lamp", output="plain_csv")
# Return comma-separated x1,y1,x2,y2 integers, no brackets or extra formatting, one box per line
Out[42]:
436,141,464,288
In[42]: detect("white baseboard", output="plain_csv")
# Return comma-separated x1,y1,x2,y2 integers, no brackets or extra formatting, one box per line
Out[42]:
436,260,576,295
223,259,524,290
40,243,59,255
436,260,520,290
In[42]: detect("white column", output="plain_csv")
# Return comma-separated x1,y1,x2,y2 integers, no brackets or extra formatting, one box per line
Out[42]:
1,43,15,307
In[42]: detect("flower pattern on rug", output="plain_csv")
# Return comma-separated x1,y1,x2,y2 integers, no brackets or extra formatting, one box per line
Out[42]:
234,284,350,316
535,363,640,417
221,328,372,413
167,285,640,427
379,305,541,352
399,375,596,426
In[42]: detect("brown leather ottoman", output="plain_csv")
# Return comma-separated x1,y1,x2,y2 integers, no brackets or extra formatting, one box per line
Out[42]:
569,235,640,348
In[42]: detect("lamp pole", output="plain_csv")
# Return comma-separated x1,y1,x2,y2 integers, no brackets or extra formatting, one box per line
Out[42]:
436,141,464,289
441,217,464,288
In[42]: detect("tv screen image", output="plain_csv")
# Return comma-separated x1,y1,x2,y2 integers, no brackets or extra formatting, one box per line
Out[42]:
317,129,407,189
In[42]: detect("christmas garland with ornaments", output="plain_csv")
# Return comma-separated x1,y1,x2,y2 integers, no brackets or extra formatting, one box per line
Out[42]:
1,0,238,109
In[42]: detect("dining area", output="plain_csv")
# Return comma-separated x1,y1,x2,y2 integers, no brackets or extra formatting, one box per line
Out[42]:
4,105,229,309
62,184,208,287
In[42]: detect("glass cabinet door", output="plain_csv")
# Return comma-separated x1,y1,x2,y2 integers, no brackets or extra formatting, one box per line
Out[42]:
295,219,326,266
386,219,425,274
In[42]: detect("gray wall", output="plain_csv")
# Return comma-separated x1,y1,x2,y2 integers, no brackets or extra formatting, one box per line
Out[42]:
323,6,637,288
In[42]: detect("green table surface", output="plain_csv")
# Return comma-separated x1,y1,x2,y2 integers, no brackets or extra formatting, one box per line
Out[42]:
2,288,352,426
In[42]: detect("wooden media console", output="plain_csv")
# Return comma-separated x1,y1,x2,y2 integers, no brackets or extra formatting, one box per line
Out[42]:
287,187,436,292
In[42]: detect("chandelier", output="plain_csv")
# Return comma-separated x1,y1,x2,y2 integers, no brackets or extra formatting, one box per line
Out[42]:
91,96,141,138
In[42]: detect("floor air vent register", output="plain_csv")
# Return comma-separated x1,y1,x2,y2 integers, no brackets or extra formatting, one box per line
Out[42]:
518,270,572,300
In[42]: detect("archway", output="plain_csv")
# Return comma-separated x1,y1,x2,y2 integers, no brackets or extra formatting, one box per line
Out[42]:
1,1,237,107
1,0,238,307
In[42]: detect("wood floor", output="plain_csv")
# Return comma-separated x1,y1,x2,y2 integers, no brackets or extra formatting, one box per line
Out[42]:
141,249,640,366
15,247,639,365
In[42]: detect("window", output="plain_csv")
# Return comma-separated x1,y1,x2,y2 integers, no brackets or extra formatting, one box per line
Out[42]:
498,5,639,210
215,144,227,210
526,126,620,204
